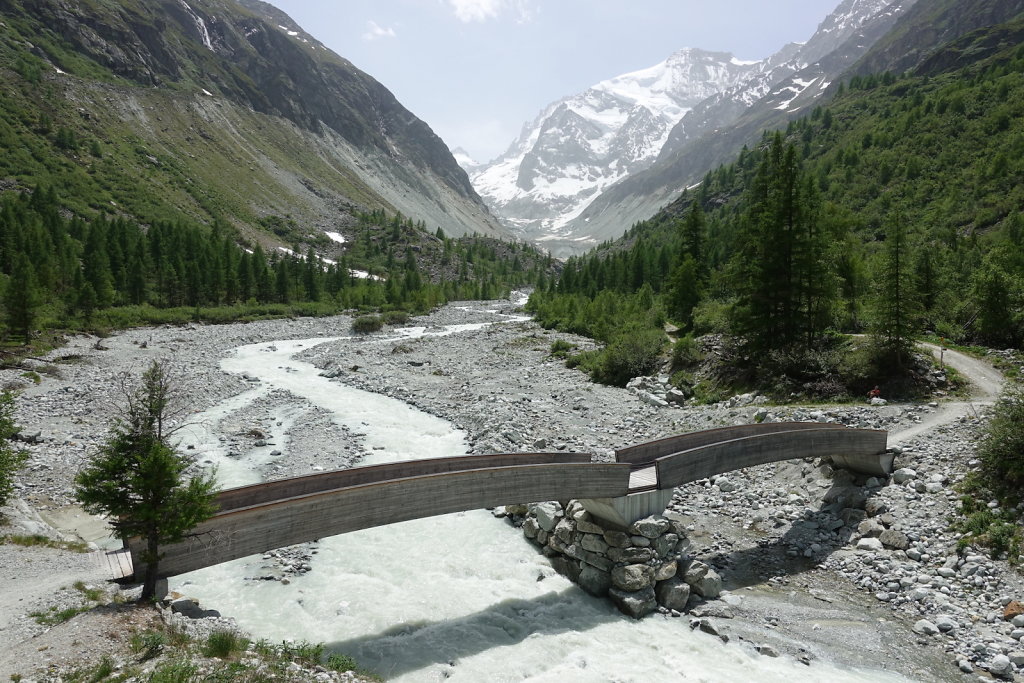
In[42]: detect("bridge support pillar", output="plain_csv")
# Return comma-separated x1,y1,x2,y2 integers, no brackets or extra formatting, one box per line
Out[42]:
831,452,895,477
578,489,674,530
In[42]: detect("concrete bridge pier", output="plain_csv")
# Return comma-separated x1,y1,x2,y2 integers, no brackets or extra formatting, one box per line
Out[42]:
579,489,675,530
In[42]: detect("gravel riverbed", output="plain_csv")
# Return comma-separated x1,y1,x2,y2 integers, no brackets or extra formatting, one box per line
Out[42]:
0,295,1021,681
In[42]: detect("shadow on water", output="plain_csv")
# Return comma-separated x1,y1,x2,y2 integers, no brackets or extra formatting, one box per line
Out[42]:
325,585,623,678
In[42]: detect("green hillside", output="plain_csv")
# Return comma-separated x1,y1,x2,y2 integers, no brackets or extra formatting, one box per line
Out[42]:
528,15,1024,396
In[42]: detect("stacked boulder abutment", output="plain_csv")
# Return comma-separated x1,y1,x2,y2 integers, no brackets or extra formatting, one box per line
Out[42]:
501,501,722,619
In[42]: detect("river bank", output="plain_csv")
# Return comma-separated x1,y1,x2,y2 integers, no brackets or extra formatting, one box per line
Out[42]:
0,295,1020,680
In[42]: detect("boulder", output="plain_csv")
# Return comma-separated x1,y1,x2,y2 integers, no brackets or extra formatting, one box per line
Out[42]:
522,517,540,539
504,504,529,516
608,547,653,564
892,468,917,485
534,502,561,532
684,561,723,599
580,533,609,554
548,556,581,583
578,565,611,597
655,577,691,612
989,654,1013,679
630,515,671,539
856,537,884,551
912,619,939,636
864,499,887,517
603,530,631,548
581,550,612,573
879,529,910,550
653,533,679,558
665,388,689,405
609,586,658,619
1004,600,1024,621
653,559,678,582
715,477,738,493
857,519,884,537
612,564,654,592
553,518,574,544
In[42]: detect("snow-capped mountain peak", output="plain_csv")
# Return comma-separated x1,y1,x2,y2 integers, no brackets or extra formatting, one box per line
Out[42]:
471,48,762,241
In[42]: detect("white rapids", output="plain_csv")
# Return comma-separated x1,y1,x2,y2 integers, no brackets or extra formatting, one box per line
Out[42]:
171,320,907,682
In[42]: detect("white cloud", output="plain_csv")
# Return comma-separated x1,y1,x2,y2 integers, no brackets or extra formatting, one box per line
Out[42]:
446,0,534,24
362,20,396,41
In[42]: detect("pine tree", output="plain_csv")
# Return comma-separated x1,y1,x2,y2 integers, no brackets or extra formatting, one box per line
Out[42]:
870,207,919,369
5,253,41,343
74,362,218,600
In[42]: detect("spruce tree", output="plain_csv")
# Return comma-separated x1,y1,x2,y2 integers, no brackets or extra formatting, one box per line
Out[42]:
5,253,41,343
74,362,218,600
870,208,919,369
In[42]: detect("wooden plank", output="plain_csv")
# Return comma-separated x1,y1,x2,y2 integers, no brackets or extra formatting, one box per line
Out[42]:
628,466,658,491
655,428,887,489
215,452,593,512
135,462,631,578
616,422,848,466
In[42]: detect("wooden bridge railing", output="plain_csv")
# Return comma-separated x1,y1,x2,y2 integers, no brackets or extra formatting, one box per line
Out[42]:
654,427,888,489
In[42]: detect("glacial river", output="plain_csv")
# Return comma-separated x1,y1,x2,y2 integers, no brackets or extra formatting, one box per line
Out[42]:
170,320,906,682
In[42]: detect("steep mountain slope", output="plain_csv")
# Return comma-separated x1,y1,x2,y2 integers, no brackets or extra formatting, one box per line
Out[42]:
0,0,506,242
536,0,916,256
528,8,1024,391
849,0,1024,76
470,49,761,245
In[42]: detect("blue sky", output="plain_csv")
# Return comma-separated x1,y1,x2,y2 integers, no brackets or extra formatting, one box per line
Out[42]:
268,0,842,162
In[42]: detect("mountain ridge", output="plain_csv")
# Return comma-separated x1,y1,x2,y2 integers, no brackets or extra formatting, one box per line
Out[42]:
0,0,506,244
474,0,915,257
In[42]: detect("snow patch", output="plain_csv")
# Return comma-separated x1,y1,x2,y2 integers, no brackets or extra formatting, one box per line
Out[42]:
324,231,346,244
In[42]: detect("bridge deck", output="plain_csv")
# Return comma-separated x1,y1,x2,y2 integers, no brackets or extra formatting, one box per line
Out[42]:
126,423,890,581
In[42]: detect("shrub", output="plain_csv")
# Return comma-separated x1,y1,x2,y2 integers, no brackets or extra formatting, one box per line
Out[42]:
382,310,410,325
326,652,357,672
202,629,249,658
549,339,575,359
591,326,666,387
978,388,1024,496
130,630,167,661
670,334,702,370
351,315,384,334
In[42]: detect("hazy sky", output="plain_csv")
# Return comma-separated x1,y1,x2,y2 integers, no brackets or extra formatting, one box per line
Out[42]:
267,0,841,163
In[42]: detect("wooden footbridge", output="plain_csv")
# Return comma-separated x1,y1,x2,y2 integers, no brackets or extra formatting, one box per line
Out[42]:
121,423,890,581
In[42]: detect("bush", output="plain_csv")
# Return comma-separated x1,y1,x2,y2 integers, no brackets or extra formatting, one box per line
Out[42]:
382,310,410,325
591,326,666,387
351,315,384,334
670,334,702,370
978,388,1024,497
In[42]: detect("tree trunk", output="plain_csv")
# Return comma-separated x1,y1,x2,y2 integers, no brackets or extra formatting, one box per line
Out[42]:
141,533,160,601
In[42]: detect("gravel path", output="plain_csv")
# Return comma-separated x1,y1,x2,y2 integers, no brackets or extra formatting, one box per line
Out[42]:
0,296,1020,681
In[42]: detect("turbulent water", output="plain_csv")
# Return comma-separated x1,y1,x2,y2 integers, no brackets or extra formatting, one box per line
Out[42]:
171,322,906,682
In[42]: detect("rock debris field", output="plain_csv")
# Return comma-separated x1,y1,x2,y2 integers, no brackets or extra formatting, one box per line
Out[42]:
1,294,1022,681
